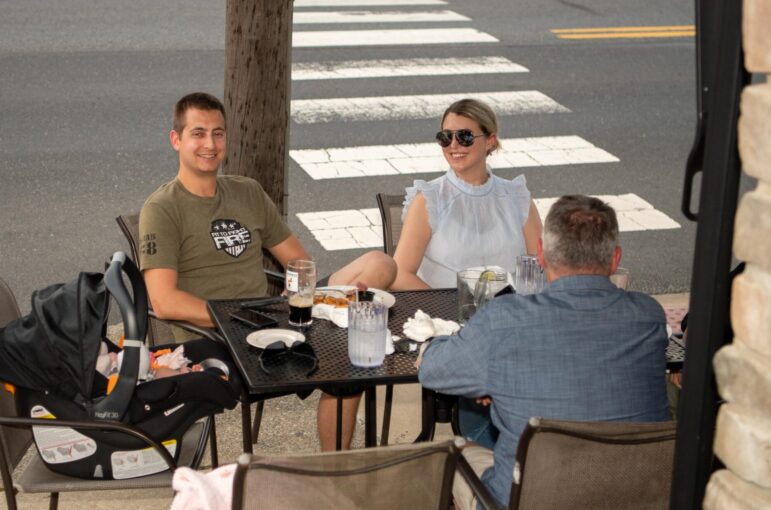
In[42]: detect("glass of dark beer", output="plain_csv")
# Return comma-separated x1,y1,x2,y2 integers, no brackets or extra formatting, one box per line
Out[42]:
286,260,316,327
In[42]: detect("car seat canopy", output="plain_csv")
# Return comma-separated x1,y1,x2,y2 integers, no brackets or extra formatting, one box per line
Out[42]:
0,272,107,401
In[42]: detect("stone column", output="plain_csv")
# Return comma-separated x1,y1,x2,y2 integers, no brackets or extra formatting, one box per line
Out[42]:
704,0,771,507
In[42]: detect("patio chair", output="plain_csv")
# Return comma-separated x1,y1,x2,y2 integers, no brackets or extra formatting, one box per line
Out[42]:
116,213,285,450
0,276,211,510
375,193,404,257
375,193,460,444
230,439,462,510
456,417,678,510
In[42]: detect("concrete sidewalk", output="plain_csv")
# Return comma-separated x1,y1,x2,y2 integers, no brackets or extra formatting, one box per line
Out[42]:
10,293,689,509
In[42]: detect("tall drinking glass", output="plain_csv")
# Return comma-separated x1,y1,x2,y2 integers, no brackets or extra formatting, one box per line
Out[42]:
348,301,387,367
457,268,508,324
515,255,545,295
610,267,630,290
286,260,316,327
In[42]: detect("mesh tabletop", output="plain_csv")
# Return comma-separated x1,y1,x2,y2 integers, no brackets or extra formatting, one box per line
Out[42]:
209,289,685,394
666,334,685,370
208,289,457,395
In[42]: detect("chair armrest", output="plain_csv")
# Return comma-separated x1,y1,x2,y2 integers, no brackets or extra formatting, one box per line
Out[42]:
231,453,253,510
456,454,505,510
148,309,225,344
265,269,284,284
0,416,177,470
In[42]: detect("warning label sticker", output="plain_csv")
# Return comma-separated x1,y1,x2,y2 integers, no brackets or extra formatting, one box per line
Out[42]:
111,440,177,479
30,405,97,464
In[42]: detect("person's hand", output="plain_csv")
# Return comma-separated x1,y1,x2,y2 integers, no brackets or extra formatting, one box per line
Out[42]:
415,341,430,368
668,371,683,390
476,396,492,406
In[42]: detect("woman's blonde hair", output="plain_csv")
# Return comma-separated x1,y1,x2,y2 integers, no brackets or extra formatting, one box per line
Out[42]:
441,98,501,155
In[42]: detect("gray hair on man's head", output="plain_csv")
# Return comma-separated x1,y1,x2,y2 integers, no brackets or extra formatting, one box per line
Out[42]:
542,195,619,271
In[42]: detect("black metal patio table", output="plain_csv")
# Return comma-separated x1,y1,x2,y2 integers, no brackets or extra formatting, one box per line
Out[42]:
209,288,686,453
208,288,457,452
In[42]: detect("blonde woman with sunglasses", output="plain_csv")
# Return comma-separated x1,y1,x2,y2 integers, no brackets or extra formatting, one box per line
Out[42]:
391,98,542,292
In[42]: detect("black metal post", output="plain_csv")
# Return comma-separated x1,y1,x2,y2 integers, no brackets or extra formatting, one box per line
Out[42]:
671,0,750,507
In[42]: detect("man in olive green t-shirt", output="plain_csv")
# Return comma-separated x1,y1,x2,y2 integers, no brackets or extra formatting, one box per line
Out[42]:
139,92,396,452
140,173,292,341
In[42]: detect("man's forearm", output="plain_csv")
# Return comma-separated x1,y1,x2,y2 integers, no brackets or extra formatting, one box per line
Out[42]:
418,336,486,397
150,290,214,328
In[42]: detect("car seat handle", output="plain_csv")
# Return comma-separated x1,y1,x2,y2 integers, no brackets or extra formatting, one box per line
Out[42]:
93,252,149,421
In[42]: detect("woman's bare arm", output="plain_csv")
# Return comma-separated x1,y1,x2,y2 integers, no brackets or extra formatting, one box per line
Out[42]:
522,200,543,255
392,193,432,290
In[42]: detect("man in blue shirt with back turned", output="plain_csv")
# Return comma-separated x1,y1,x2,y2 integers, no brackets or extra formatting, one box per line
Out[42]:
418,194,669,510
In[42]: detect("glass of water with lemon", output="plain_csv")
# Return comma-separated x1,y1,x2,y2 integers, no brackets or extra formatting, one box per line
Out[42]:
457,267,508,324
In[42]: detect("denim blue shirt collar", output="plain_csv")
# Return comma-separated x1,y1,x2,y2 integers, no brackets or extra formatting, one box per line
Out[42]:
546,274,617,292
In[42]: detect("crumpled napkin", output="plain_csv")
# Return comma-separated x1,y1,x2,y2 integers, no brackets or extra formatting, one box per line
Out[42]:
171,463,236,510
312,303,348,328
403,309,460,342
385,329,397,355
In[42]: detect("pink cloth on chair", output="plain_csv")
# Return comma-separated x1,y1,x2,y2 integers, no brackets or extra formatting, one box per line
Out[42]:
170,464,236,510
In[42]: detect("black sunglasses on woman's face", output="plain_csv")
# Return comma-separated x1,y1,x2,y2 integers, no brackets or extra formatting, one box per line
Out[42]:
435,129,485,148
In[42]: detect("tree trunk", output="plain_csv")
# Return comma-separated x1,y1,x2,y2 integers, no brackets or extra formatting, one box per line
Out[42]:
224,0,293,218
224,0,293,292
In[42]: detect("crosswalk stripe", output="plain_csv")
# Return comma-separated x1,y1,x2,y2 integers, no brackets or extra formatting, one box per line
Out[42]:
292,91,569,124
297,193,681,251
294,10,469,24
290,136,618,180
293,28,497,47
292,56,528,81
295,0,447,6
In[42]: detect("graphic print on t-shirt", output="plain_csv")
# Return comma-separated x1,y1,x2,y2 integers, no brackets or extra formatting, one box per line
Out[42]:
210,219,251,258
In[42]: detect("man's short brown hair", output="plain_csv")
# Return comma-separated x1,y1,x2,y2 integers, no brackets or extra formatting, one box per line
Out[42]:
173,92,226,135
542,195,619,271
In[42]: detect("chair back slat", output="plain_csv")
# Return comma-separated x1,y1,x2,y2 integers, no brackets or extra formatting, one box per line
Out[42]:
234,440,459,510
0,278,33,474
116,214,142,267
376,193,404,256
511,419,677,510
116,214,171,345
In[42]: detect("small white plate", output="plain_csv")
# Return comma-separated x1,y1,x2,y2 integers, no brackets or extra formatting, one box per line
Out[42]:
316,285,396,308
246,329,305,349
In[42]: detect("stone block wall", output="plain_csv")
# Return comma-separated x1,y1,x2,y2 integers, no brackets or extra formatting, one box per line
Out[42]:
703,0,771,507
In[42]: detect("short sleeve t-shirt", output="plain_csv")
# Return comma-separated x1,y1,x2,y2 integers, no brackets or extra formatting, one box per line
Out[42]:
139,175,291,302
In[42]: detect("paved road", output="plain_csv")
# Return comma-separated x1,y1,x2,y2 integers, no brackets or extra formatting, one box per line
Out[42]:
1,0,700,312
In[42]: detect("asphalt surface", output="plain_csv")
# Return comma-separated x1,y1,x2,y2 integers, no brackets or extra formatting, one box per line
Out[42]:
2,0,707,312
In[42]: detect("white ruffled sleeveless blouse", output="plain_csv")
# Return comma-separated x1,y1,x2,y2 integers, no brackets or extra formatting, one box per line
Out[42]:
402,168,532,288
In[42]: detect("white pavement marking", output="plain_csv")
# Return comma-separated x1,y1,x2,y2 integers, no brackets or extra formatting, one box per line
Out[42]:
290,136,617,179
296,0,447,5
534,194,682,233
292,56,528,81
293,28,498,48
292,91,568,124
297,194,681,251
294,10,469,24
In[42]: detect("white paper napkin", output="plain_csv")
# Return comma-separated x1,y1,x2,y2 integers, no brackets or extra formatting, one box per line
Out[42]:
402,310,460,342
312,304,348,328
386,330,396,355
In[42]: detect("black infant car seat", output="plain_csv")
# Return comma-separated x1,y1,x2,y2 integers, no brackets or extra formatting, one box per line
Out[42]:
0,252,240,479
